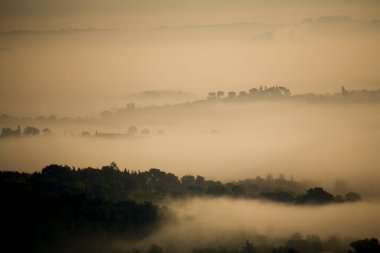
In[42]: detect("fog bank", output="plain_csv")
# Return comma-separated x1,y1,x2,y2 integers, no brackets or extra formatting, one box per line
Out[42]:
128,198,380,252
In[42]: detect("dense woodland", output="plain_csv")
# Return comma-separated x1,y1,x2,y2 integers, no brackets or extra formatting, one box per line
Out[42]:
0,164,369,253
0,166,166,252
0,163,361,204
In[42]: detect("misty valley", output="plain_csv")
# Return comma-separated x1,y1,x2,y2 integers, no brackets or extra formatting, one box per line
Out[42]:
1,88,380,253
2,3,380,252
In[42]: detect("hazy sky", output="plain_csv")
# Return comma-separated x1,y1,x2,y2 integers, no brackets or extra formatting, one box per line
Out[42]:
1,0,380,31
1,0,380,116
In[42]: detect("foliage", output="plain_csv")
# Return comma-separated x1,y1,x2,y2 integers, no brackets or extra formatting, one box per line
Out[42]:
348,238,380,253
0,164,366,253
23,126,40,135
0,165,361,205
0,166,166,253
295,187,335,204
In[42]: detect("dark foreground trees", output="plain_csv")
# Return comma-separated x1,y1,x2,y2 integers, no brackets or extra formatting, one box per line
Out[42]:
1,194,164,253
348,238,380,253
191,238,380,253
0,164,361,205
0,164,367,253
0,169,167,253
0,164,362,205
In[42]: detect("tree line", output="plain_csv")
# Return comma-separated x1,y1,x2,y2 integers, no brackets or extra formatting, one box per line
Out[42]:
0,125,51,137
0,164,365,253
134,237,380,253
0,164,361,204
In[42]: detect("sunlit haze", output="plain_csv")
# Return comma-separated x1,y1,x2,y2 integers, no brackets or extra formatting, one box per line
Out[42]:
1,1,380,253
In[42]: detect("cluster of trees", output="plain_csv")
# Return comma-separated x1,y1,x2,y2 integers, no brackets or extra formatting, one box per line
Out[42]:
206,86,380,104
207,86,291,101
0,164,361,205
295,187,361,204
0,166,167,253
82,126,155,138
292,87,380,103
0,125,21,137
0,164,371,253
348,238,380,253
2,87,380,129
126,237,380,253
195,237,380,253
0,125,51,137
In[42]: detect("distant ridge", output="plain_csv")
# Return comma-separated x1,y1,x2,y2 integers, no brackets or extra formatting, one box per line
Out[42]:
0,27,115,36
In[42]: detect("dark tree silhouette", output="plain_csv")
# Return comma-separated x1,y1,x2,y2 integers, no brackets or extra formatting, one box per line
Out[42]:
296,187,334,204
195,175,205,186
181,175,196,187
260,191,295,202
348,238,380,253
241,241,256,253
272,247,299,253
23,126,40,135
147,244,164,253
0,126,21,137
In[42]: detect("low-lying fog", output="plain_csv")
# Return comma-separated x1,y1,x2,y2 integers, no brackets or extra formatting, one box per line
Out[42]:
1,102,380,193
125,198,380,252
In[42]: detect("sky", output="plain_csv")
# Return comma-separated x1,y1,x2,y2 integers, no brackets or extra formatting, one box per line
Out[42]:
1,0,380,31
1,0,380,116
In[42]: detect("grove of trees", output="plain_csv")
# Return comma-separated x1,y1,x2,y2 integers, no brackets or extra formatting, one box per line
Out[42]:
0,164,367,253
